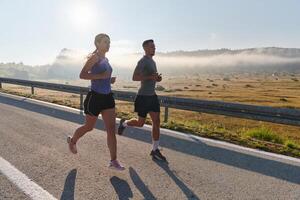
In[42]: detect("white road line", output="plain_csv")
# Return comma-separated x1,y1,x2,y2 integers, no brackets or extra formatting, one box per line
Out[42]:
0,156,57,200
1,92,300,164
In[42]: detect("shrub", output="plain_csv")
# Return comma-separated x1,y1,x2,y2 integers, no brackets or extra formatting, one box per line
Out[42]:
245,127,284,144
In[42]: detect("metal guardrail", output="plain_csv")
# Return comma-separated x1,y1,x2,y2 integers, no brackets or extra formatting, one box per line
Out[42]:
1,77,300,126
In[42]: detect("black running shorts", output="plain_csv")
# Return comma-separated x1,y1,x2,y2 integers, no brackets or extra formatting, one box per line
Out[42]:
134,95,160,118
84,90,115,116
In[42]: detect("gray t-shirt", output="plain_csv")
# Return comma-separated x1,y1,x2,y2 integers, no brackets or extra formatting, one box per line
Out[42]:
134,56,157,95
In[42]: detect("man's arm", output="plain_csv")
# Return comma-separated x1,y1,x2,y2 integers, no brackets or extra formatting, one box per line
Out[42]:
79,54,111,80
132,71,158,81
132,61,159,81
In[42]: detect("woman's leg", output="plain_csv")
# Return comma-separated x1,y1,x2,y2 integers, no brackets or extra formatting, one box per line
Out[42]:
101,108,117,161
68,114,98,154
72,114,98,143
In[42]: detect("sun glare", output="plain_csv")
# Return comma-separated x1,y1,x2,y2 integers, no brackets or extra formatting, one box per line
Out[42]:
68,2,96,30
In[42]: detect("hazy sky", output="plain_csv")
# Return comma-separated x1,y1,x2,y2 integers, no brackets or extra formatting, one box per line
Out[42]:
0,0,300,65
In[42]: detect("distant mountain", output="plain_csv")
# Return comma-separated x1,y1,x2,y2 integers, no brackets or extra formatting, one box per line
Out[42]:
0,62,47,80
157,47,300,58
46,48,85,79
0,48,85,80
155,47,300,75
1,47,300,80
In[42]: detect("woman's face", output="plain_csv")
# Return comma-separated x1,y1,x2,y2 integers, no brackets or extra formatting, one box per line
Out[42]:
96,36,110,53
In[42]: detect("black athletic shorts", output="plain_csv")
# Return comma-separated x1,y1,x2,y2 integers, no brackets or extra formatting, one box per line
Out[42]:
134,95,160,118
84,90,115,116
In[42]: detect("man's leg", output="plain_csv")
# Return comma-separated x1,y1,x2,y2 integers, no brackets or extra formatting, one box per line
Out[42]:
125,116,146,127
149,112,166,161
149,111,160,142
118,116,146,135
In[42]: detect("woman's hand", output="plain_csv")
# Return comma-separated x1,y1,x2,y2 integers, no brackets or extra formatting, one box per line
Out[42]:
79,54,112,80
111,77,116,84
79,54,100,80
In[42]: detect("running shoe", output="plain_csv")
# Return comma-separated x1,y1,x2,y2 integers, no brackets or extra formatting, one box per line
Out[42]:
150,149,167,161
117,118,126,135
67,136,77,154
109,160,125,171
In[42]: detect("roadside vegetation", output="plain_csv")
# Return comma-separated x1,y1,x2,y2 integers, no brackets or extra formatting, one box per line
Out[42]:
1,74,300,158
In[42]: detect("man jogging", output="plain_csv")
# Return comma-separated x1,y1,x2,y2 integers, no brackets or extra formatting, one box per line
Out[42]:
118,39,166,161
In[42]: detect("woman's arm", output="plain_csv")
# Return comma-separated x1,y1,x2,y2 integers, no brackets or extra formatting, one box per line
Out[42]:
79,54,111,80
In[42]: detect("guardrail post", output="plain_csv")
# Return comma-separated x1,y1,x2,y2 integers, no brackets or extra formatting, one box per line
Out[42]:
164,106,169,123
80,93,83,110
31,85,34,95
0,82,2,89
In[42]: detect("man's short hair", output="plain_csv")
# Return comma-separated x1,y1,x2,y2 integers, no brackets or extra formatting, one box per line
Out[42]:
142,39,154,48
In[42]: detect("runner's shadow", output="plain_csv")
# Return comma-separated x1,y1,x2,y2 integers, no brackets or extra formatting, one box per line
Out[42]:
123,124,300,185
110,176,133,200
129,167,156,200
153,159,201,200
60,169,77,200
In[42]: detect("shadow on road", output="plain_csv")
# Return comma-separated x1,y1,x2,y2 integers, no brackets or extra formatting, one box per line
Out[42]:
60,169,77,200
129,167,156,200
2,94,300,185
152,160,201,200
110,176,133,200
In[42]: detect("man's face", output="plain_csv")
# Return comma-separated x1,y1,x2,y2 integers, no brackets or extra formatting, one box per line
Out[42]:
144,42,156,56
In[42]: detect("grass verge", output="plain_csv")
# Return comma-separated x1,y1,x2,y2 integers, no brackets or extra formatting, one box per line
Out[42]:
1,88,300,158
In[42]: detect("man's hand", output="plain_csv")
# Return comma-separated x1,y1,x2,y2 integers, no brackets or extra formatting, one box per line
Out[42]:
157,73,162,82
151,73,162,82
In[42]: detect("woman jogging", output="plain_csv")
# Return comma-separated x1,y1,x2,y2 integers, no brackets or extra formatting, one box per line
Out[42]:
67,33,125,171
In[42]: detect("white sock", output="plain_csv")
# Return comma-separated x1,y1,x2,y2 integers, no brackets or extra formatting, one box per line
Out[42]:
123,120,128,127
153,140,159,151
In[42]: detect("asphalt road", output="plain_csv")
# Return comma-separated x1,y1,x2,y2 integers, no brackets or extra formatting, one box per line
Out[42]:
0,92,300,200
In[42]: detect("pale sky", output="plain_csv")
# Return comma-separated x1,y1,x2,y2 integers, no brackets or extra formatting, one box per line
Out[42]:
0,0,299,65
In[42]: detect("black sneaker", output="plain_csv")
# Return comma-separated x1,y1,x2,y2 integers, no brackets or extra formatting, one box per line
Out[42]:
150,149,167,161
118,118,126,135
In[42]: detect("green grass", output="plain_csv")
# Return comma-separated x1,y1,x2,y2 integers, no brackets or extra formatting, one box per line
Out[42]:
245,127,284,144
285,140,300,150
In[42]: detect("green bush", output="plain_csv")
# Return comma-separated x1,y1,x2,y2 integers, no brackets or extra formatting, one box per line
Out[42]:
245,127,284,144
285,140,299,149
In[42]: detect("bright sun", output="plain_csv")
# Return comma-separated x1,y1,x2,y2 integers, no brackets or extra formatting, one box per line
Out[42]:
68,2,96,29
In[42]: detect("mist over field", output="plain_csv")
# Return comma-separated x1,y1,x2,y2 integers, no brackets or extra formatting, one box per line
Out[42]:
1,47,300,80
